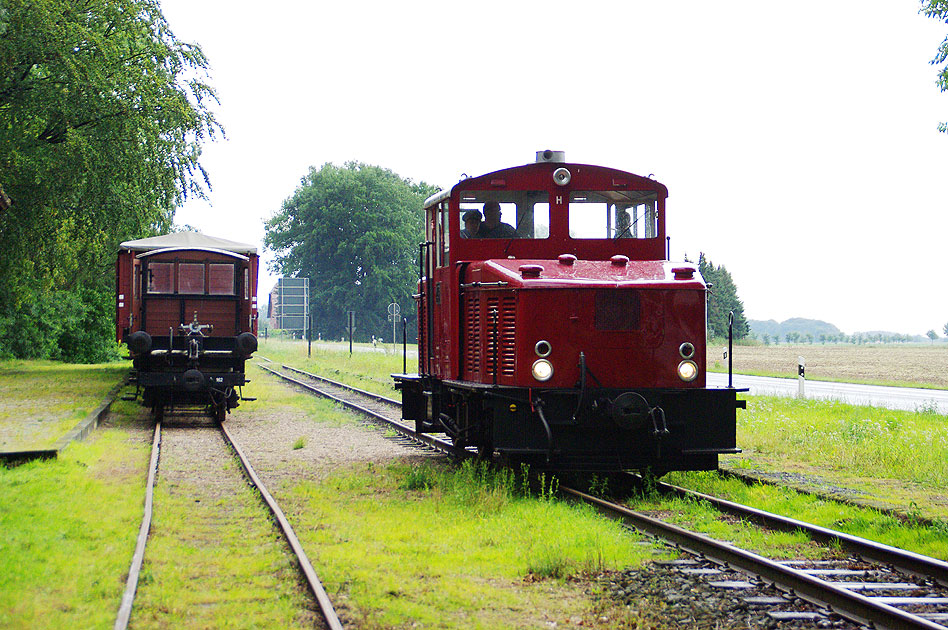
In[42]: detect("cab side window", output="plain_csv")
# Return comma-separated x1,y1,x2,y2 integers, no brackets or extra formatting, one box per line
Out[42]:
436,200,450,267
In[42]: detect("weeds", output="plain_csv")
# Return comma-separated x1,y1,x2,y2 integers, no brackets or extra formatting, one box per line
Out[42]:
587,474,610,498
292,437,306,450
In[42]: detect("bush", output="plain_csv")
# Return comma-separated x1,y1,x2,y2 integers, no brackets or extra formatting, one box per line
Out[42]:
0,286,119,363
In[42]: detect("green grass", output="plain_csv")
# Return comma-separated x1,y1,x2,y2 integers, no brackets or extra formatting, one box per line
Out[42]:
736,395,948,488
0,367,326,630
284,459,663,628
131,444,314,629
244,362,363,427
0,427,149,629
0,360,128,449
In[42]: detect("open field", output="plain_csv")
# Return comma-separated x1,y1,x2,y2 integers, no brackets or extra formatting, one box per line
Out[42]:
707,343,948,389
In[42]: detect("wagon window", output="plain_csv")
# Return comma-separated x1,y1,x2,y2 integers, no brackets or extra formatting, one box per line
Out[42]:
568,191,658,239
147,262,174,294
208,263,235,295
178,263,205,294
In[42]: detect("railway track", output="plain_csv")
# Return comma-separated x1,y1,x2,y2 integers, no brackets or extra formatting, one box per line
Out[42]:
263,360,948,629
115,412,343,630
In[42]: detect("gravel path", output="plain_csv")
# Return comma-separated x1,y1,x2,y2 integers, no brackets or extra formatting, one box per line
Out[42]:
225,409,441,490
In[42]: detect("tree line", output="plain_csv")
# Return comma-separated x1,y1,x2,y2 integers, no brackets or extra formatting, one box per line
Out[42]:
0,0,219,361
760,332,935,345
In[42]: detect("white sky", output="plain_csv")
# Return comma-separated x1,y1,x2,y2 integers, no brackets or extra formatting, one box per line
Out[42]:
161,0,948,336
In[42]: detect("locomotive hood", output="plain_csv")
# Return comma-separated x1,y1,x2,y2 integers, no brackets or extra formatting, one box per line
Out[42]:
119,231,258,255
473,258,704,289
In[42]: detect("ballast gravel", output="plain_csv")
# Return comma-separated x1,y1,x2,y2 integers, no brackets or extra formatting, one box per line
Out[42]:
599,559,865,629
224,408,440,488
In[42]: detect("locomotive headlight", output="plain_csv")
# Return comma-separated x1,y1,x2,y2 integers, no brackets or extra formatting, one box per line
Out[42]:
532,359,554,382
679,342,695,359
677,360,698,382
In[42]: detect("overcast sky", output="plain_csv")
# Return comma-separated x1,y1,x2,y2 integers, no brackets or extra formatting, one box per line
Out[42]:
161,1,947,336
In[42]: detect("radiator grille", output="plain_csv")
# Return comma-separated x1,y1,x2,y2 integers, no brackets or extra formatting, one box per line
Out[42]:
486,295,517,377
464,293,481,374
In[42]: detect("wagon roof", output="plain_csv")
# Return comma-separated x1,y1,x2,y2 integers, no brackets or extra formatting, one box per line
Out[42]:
119,231,257,254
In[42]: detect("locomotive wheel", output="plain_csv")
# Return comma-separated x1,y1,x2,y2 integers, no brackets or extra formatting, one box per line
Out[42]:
214,403,226,423
154,403,165,422
476,440,494,460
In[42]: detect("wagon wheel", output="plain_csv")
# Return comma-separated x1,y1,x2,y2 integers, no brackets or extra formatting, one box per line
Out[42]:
154,403,165,422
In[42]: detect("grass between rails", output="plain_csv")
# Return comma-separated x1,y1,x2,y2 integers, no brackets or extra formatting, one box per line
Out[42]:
0,360,322,630
286,459,666,629
660,471,948,561
130,434,316,629
256,337,406,397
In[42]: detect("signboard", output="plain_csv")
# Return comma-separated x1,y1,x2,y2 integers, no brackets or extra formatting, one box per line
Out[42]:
270,277,309,337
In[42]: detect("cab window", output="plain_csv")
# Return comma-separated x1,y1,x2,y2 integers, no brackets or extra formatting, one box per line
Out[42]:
568,191,658,239
457,191,549,239
438,200,450,266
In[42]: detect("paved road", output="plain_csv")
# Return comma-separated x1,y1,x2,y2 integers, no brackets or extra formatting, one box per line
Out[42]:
707,372,948,414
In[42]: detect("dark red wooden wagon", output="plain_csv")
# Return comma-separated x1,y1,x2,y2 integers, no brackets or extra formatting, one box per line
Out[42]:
116,232,259,421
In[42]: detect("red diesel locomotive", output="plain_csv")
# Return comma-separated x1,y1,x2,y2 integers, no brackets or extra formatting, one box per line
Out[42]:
115,231,259,421
394,151,743,472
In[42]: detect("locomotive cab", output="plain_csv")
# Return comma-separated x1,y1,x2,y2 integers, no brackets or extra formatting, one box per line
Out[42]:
394,152,744,472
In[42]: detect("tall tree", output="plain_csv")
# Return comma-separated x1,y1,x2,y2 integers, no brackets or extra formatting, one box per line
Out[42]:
922,0,948,132
0,0,221,361
698,253,749,340
265,162,438,342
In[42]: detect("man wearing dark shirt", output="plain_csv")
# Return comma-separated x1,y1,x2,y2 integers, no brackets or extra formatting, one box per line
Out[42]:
478,201,517,238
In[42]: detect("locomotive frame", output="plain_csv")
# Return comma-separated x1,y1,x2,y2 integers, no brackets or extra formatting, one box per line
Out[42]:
394,151,744,472
115,232,259,421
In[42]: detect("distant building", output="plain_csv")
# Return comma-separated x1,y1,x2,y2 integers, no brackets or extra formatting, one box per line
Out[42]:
268,277,309,337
